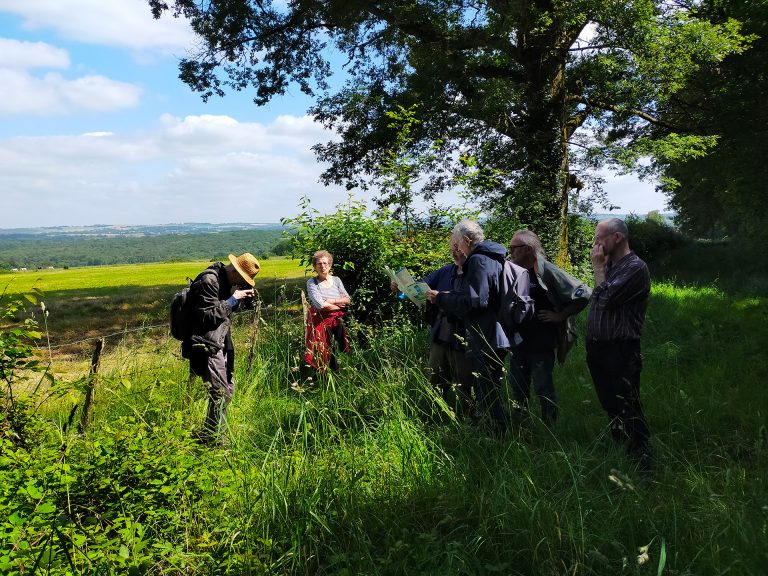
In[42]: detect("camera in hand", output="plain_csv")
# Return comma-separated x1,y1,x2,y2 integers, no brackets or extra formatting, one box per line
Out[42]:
241,295,256,310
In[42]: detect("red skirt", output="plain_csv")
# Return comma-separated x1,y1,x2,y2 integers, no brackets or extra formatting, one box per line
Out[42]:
304,308,349,371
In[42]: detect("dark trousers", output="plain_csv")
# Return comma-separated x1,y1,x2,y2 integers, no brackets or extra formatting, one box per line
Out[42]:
509,347,557,426
326,319,346,371
586,340,651,457
190,348,235,442
470,348,508,435
428,342,473,416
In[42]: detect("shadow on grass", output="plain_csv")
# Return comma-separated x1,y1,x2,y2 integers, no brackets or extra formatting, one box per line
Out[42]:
30,277,309,352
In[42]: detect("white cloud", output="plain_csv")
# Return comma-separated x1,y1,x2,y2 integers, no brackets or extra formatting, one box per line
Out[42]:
0,38,69,68
601,173,669,214
0,114,347,227
0,69,142,115
0,0,195,54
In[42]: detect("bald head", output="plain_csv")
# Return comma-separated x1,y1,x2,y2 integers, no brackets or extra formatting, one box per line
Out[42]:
595,218,630,261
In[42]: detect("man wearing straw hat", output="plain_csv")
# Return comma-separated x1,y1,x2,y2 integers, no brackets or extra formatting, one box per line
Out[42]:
183,253,260,446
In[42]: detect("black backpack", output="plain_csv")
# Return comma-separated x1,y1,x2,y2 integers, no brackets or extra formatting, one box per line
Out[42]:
169,269,215,341
498,259,534,335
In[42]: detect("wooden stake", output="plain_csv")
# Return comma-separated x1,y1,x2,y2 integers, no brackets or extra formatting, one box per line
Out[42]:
78,338,104,433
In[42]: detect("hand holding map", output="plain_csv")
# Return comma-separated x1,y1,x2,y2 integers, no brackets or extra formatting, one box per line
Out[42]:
384,266,431,308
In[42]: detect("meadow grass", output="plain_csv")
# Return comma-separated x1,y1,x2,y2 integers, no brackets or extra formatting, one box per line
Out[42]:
2,252,767,575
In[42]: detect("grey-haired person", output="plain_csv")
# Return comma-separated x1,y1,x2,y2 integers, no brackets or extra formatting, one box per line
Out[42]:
587,218,652,470
507,230,591,426
426,220,525,435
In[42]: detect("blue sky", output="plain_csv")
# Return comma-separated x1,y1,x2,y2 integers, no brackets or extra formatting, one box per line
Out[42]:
0,0,669,228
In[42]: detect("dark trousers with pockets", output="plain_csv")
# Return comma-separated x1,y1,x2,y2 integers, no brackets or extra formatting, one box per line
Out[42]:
190,348,234,442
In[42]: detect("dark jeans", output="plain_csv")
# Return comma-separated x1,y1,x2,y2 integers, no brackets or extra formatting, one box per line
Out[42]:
509,347,557,426
586,339,651,457
190,348,234,442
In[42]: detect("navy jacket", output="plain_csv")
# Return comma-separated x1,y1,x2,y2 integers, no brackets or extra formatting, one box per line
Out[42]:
436,240,511,358
424,263,464,348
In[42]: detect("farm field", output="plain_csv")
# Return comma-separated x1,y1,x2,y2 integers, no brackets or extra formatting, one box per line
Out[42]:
0,257,306,295
2,246,767,575
0,258,308,378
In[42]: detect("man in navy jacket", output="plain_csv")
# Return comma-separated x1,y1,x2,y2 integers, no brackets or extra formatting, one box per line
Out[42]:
427,220,526,434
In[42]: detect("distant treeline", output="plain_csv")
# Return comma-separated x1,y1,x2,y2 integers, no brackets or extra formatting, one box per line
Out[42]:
0,229,292,269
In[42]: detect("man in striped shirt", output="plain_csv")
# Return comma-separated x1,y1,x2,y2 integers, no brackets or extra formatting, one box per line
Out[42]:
586,218,652,470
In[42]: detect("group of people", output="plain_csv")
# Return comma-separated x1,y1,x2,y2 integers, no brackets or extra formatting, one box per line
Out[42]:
179,217,653,471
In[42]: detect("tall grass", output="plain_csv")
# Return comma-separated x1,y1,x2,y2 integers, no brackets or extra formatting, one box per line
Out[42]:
2,271,767,575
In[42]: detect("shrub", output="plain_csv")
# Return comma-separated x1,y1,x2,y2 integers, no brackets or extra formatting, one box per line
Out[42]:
625,213,687,264
282,196,451,325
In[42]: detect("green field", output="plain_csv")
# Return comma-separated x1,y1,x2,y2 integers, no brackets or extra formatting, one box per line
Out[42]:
0,258,308,359
1,245,767,575
1,257,307,295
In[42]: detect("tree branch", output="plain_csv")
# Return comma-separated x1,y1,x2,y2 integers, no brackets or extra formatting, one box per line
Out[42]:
566,95,680,131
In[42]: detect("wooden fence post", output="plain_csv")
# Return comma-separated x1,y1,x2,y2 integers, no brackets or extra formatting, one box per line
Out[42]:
78,338,104,433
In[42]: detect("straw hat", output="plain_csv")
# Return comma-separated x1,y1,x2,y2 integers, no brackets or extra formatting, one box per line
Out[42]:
228,253,260,286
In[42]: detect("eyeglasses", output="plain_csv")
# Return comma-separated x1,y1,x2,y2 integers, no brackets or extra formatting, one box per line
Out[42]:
509,244,527,251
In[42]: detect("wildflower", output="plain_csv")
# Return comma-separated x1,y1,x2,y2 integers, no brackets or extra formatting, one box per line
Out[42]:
636,543,650,565
40,301,46,312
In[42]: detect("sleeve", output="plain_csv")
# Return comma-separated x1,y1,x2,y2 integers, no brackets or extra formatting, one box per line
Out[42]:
423,267,442,289
335,276,350,299
593,261,650,309
547,265,592,316
437,257,490,315
307,278,325,309
512,268,534,324
194,273,232,330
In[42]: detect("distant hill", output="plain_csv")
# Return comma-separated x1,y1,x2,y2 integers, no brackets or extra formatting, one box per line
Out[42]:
0,223,291,270
0,222,283,239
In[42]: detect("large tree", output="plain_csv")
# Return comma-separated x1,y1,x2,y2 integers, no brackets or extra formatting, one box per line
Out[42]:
150,0,746,259
658,0,768,243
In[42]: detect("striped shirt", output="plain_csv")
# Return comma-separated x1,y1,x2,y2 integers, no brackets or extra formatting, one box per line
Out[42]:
307,276,349,310
587,252,650,341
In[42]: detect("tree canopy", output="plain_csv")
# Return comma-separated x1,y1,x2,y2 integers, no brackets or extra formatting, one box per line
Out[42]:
150,0,747,257
658,0,768,243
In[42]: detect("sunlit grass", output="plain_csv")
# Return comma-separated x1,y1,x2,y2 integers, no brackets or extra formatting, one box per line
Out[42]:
0,257,306,295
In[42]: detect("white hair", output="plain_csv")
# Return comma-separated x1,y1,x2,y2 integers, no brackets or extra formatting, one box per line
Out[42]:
452,219,485,244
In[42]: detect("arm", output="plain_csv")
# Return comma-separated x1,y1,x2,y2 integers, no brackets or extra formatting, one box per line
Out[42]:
436,256,490,316
307,277,348,311
194,274,232,331
595,262,650,309
539,262,592,320
327,277,350,308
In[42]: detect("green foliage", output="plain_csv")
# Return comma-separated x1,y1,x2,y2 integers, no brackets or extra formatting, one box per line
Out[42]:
659,0,768,244
625,214,688,264
282,196,450,324
2,246,768,574
151,0,750,257
0,291,50,450
1,418,225,575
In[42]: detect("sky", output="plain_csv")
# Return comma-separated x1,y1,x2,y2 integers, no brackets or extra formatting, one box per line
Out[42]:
0,0,670,229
